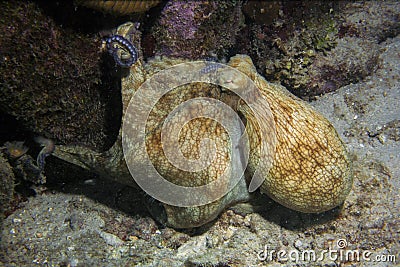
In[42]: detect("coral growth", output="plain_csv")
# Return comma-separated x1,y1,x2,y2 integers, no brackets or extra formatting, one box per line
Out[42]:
242,1,281,26
239,1,399,98
240,2,344,97
152,0,244,59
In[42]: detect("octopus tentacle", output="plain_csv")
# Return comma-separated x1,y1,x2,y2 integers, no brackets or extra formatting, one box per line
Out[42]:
105,35,138,67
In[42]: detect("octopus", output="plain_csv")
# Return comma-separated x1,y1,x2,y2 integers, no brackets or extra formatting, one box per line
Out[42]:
53,22,353,229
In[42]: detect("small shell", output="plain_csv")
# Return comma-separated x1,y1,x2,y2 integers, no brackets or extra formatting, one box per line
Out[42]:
3,141,29,159
76,0,160,15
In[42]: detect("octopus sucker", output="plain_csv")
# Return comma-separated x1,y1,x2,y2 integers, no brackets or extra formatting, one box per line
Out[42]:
105,35,138,67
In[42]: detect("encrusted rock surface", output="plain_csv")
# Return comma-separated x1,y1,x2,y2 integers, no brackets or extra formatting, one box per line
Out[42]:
0,1,120,151
240,1,400,98
152,0,244,59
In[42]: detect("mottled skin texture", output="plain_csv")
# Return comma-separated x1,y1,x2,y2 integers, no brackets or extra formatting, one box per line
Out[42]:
53,23,352,228
230,56,353,213
120,56,249,227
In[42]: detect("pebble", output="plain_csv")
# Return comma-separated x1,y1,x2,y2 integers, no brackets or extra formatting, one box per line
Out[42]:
12,218,22,223
128,235,139,241
69,258,79,267
83,179,96,185
294,239,303,250
98,230,124,247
